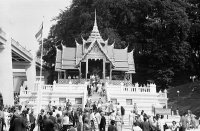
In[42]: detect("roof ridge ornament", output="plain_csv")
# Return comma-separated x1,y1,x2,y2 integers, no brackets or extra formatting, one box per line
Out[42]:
81,35,86,43
124,44,129,51
61,41,66,49
129,49,134,53
93,9,99,33
86,9,104,43
75,39,80,47
105,38,109,45
110,40,115,47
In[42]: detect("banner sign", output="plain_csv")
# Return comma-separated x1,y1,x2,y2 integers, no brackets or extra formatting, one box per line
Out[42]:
155,108,171,115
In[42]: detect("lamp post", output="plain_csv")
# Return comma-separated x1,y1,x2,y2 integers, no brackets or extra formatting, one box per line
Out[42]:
176,90,180,115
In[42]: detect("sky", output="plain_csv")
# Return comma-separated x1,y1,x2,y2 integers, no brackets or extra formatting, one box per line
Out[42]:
0,0,72,52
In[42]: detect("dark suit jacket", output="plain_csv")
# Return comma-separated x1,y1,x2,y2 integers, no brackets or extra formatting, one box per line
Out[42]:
141,121,151,131
43,118,54,131
100,116,106,127
108,125,117,131
12,116,28,131
69,111,78,122
49,115,56,124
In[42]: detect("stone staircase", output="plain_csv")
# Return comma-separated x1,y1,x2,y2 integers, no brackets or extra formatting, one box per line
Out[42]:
88,92,131,128
88,92,106,103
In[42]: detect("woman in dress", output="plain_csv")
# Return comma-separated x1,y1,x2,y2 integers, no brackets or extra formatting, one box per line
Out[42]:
62,112,70,131
151,116,159,131
109,110,116,123
115,112,122,131
129,110,134,127
83,118,91,131
77,111,83,131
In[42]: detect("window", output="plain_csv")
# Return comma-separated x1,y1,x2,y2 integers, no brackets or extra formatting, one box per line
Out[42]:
59,97,66,103
75,98,82,104
126,99,132,105
111,98,117,104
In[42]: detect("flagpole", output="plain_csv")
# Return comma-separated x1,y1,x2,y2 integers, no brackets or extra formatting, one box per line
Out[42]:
38,18,44,115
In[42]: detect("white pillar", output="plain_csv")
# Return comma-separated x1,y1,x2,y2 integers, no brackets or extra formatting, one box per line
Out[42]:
103,59,105,79
86,59,88,80
26,56,36,91
0,36,14,105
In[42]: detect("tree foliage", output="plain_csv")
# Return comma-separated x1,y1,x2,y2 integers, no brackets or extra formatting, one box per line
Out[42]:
40,0,200,90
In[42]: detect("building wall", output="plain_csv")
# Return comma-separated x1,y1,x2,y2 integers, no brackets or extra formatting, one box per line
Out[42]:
0,32,14,105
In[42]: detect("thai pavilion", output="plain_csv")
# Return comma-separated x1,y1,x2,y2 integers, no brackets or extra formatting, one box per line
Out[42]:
55,12,135,83
19,11,168,120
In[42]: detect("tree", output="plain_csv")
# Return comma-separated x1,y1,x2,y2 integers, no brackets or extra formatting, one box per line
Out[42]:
41,0,191,90
187,0,200,78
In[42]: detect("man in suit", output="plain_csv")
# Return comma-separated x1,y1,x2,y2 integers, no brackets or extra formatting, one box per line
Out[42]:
37,109,45,131
48,111,56,124
29,110,36,131
141,117,151,131
43,115,55,131
69,109,78,127
108,120,117,131
100,112,106,131
11,110,28,131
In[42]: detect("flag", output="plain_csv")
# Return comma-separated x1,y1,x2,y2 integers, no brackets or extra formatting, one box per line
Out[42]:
35,23,43,42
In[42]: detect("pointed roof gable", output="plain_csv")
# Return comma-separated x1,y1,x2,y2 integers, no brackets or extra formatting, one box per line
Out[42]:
127,50,135,73
54,10,135,74
61,45,77,69
77,40,114,66
86,10,104,43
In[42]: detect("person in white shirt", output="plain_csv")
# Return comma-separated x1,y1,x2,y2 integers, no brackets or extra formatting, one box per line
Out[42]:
57,107,63,116
62,112,70,131
158,115,165,131
132,122,142,131
116,103,120,111
129,110,134,127
95,111,101,130
109,110,116,122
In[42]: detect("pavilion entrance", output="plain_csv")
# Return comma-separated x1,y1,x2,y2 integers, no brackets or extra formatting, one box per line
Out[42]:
88,59,103,79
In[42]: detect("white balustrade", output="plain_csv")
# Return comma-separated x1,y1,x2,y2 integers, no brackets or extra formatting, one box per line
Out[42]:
20,90,31,95
58,79,86,84
106,82,157,94
42,85,53,91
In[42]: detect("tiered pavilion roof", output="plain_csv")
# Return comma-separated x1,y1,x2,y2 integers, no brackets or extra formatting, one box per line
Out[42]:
55,11,135,77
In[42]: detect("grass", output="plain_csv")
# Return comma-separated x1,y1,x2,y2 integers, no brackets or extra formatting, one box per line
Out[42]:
168,81,200,116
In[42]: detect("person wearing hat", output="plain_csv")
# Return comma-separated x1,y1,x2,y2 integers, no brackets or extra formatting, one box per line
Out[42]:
11,110,28,131
83,118,91,131
37,109,45,131
100,112,106,131
108,120,117,131
29,110,36,131
171,121,178,131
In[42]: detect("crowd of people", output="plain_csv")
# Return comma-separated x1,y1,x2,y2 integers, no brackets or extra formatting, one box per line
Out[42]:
127,109,200,131
0,98,200,131
0,75,200,131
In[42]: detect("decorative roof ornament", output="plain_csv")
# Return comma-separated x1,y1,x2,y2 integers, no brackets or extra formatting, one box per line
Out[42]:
110,40,115,47
93,9,98,33
75,39,80,47
87,9,104,43
61,41,66,49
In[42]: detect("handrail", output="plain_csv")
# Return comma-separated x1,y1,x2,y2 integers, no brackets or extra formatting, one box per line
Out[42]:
11,38,33,59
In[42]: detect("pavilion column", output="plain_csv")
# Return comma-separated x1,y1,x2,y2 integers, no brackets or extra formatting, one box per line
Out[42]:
58,72,60,80
64,71,66,79
86,59,88,80
110,66,112,80
103,59,105,79
79,63,81,79
130,73,132,84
